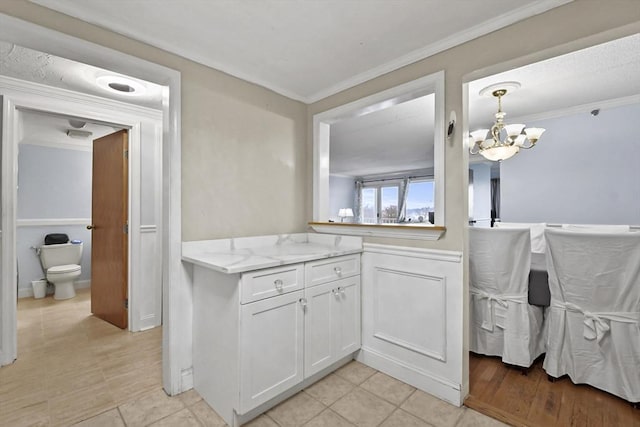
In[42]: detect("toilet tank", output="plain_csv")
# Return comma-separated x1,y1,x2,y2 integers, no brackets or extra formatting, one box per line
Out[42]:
39,242,83,270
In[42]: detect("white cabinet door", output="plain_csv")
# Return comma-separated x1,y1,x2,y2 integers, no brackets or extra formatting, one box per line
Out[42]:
304,277,361,377
334,277,361,359
239,290,304,413
304,282,335,376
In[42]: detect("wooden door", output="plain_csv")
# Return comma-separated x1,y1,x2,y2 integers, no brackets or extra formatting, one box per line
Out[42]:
90,129,128,329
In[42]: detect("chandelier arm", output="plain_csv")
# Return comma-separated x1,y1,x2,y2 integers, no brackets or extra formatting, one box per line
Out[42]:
519,141,537,149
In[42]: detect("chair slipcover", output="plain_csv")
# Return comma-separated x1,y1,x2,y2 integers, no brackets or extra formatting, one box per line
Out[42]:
495,222,547,253
469,227,546,367
543,228,640,402
561,223,630,233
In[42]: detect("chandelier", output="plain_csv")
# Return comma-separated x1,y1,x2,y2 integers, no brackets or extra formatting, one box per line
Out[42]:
469,83,545,162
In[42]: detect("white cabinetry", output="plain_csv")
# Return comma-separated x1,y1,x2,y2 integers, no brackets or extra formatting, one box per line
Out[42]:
192,254,361,427
239,290,304,412
304,256,361,377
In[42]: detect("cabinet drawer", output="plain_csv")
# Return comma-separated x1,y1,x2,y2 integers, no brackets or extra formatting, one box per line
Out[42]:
241,264,304,303
305,255,360,287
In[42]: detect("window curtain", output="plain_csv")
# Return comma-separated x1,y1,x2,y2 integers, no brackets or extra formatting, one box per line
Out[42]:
354,180,363,223
397,178,410,222
490,178,500,227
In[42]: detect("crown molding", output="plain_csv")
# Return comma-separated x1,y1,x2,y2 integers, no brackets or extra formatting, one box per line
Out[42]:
304,0,572,103
0,75,162,121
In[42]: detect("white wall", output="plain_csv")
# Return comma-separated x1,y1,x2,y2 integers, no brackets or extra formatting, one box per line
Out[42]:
469,163,491,227
501,103,640,225
17,143,92,295
329,175,355,221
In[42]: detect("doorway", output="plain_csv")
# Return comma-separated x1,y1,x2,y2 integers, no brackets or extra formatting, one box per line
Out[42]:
463,33,640,424
1,75,164,368
0,13,183,395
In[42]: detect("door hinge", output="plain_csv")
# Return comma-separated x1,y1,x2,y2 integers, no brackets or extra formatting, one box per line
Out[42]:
124,299,128,309
124,222,128,234
124,149,129,159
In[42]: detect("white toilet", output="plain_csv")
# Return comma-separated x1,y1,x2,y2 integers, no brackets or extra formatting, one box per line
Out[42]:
39,241,83,300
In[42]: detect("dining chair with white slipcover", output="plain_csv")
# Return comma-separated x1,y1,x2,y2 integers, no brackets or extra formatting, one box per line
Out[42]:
469,227,546,368
543,228,640,403
561,223,630,233
494,222,548,253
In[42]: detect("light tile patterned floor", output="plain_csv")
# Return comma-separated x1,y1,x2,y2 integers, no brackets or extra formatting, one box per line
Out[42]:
1,289,506,426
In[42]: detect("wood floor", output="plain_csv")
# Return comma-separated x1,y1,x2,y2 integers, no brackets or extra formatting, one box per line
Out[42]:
465,353,640,427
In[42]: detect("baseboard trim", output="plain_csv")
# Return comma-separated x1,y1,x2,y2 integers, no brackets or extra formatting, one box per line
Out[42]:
18,279,90,299
180,368,194,392
357,346,463,407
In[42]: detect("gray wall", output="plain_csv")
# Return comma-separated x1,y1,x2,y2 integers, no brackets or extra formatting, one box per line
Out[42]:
17,143,92,293
469,163,491,227
329,175,355,222
501,103,640,225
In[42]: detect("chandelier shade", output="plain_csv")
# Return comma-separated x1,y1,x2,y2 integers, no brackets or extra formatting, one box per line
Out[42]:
470,85,545,162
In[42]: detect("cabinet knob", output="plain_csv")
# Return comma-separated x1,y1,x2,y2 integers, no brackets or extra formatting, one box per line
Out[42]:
334,266,342,276
274,279,284,291
299,298,307,309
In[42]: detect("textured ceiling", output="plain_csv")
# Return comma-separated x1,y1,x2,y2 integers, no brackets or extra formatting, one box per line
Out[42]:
0,41,164,109
331,94,435,176
20,109,121,148
30,0,569,103
330,33,640,175
468,32,640,130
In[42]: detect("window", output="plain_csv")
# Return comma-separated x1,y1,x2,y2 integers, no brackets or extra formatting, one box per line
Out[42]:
360,178,434,224
405,180,435,223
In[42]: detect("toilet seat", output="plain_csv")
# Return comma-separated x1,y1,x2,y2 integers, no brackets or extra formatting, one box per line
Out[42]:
48,264,81,275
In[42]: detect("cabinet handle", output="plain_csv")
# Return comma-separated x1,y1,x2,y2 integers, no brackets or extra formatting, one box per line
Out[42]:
299,298,307,309
274,279,283,291
334,266,342,276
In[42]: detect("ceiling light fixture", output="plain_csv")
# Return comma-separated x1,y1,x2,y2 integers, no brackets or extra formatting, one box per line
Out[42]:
469,82,545,162
96,75,146,96
66,129,93,139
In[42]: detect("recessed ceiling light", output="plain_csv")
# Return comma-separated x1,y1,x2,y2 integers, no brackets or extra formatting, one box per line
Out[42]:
96,75,146,96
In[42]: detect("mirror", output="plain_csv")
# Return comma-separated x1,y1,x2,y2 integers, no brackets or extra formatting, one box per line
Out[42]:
313,71,445,232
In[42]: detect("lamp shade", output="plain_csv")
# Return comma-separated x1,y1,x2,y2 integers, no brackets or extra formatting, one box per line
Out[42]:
480,145,519,161
524,127,545,141
338,208,354,217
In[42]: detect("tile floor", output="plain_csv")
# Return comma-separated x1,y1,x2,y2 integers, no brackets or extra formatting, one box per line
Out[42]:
1,289,506,426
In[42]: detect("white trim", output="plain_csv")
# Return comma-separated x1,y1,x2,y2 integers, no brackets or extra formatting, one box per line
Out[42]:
312,71,446,235
363,243,463,263
307,0,571,103
16,218,91,227
372,267,447,362
1,96,18,366
310,223,445,241
18,279,90,299
0,76,162,121
0,13,183,396
35,0,569,104
20,139,92,152
357,347,463,406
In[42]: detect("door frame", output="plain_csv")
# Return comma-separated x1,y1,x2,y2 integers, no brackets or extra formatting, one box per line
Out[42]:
0,13,186,395
1,76,160,328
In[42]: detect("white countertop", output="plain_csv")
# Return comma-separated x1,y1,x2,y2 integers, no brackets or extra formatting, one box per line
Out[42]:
182,233,363,274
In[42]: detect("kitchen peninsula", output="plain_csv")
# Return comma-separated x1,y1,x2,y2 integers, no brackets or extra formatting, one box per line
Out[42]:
183,233,363,426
